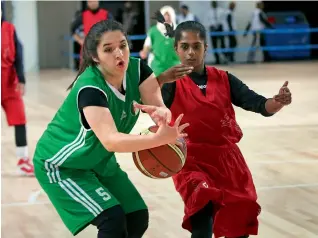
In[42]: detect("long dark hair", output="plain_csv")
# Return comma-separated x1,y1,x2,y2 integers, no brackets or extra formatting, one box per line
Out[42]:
152,11,207,47
67,20,127,90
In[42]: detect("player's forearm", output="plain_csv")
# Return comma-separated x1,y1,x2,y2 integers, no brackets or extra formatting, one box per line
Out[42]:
13,31,25,84
265,98,283,114
142,91,166,108
140,74,166,107
73,34,83,45
156,74,166,88
142,46,150,55
102,132,162,153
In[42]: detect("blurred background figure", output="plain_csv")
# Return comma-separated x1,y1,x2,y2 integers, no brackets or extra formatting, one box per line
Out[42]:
70,0,113,63
139,5,179,76
71,10,84,70
116,1,139,51
206,1,227,64
177,4,200,25
118,1,138,35
223,1,237,62
244,1,274,63
1,5,34,176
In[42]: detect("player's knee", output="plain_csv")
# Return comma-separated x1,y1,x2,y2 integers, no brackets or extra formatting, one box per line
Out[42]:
126,209,149,238
91,205,127,238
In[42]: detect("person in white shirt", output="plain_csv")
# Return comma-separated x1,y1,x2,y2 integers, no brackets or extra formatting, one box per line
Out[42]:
244,1,274,62
223,2,237,62
205,1,227,64
177,5,199,25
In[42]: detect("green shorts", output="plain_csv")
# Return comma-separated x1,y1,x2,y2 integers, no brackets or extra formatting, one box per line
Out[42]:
34,156,147,235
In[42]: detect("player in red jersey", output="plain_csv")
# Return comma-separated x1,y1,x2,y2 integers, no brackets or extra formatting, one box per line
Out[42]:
70,0,113,63
144,17,292,238
1,11,34,176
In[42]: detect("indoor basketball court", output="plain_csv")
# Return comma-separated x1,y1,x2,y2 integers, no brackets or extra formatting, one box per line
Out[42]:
1,62,318,238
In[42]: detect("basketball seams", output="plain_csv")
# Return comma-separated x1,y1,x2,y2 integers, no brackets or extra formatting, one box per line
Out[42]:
146,149,176,173
133,126,187,178
133,151,159,179
167,144,186,166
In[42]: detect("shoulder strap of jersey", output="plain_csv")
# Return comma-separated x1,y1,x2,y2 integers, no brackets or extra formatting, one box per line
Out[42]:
126,57,140,85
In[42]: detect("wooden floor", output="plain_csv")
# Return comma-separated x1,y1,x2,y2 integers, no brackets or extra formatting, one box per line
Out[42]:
2,62,318,238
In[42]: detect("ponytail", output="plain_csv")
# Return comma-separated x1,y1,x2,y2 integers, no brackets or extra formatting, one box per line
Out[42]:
152,10,175,38
67,39,94,90
67,59,90,90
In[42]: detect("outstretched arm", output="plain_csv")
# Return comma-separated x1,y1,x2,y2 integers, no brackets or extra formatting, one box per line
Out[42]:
139,72,172,125
84,106,164,152
81,91,187,153
229,73,291,116
139,73,166,108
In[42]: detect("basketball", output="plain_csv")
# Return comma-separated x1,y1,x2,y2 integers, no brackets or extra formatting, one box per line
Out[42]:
132,126,187,179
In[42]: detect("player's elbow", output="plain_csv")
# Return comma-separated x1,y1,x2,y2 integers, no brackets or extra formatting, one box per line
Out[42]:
100,133,123,153
101,137,117,152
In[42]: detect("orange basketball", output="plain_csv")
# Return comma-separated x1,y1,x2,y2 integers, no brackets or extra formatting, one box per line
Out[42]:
132,126,187,179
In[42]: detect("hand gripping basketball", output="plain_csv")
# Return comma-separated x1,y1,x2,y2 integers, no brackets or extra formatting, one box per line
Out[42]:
132,114,189,179
134,103,172,126
156,114,189,146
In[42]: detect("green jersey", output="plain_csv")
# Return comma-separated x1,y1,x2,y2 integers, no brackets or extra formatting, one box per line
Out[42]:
34,57,141,172
148,25,180,76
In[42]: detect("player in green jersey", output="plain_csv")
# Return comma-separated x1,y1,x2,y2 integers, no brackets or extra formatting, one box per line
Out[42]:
139,5,180,76
33,20,192,238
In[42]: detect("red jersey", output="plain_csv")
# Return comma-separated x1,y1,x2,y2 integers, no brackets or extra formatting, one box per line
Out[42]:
1,21,16,68
82,9,108,36
170,66,260,238
1,21,26,126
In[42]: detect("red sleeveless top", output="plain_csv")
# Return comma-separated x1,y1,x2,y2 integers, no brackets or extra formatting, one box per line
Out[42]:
170,66,243,149
1,21,16,68
82,9,108,36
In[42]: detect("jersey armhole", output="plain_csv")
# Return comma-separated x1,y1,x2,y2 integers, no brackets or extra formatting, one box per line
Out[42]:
76,85,108,131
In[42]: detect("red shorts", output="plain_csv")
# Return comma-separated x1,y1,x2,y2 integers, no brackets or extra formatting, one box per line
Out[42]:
172,143,260,238
1,68,26,126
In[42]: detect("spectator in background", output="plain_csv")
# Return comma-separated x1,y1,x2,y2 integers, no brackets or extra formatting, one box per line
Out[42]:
72,10,84,70
70,0,113,61
116,1,144,53
139,5,179,76
223,1,237,62
244,1,274,63
121,1,138,35
205,1,227,64
177,5,199,24
1,7,34,176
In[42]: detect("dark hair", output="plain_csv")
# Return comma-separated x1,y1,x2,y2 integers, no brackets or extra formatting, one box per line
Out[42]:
67,20,127,90
153,11,206,47
181,5,189,10
151,11,175,38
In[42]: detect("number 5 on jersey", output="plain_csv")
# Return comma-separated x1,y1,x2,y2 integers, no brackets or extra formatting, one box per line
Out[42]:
96,187,111,201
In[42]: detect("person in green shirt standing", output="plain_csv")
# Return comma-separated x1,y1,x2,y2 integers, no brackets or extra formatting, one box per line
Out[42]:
33,20,192,238
139,6,180,76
